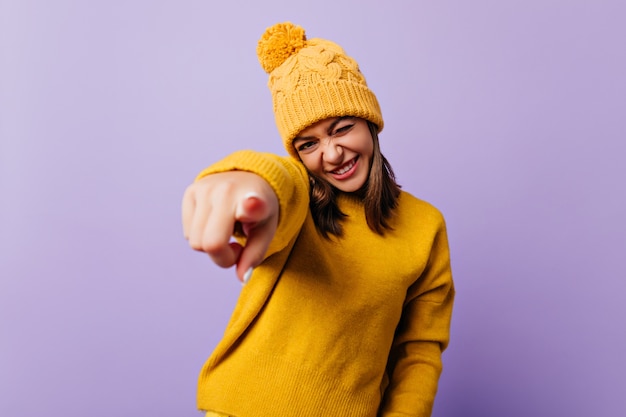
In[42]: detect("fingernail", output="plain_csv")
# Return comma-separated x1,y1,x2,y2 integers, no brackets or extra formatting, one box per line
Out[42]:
242,267,254,285
236,193,261,218
244,192,261,200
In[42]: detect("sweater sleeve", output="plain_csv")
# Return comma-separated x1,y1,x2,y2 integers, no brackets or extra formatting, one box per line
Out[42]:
194,150,310,259
379,213,455,417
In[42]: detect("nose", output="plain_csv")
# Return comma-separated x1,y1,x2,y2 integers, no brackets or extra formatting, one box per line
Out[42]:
321,138,343,164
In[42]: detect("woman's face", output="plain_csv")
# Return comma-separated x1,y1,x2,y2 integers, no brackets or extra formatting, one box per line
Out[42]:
293,116,374,193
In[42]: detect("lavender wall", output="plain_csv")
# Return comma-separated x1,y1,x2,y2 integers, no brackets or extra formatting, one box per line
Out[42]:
1,1,624,416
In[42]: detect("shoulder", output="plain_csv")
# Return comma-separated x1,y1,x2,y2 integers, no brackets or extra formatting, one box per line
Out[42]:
397,191,446,225
391,191,449,244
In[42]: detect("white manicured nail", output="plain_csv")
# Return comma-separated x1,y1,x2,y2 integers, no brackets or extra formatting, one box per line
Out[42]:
244,192,261,200
236,193,261,218
243,267,254,285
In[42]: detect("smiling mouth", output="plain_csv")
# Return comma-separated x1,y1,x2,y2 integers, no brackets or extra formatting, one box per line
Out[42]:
331,157,357,175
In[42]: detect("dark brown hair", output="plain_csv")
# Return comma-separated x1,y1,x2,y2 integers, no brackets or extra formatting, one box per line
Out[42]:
308,121,401,238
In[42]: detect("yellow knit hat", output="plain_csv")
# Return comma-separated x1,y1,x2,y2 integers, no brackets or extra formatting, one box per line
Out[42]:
257,22,384,158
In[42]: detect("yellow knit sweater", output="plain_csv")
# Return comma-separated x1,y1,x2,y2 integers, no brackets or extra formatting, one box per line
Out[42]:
195,151,455,417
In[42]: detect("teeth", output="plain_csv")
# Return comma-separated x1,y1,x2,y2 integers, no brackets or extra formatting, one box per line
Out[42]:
334,160,355,175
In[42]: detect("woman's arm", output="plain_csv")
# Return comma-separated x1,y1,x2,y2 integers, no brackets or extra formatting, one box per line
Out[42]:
379,217,455,417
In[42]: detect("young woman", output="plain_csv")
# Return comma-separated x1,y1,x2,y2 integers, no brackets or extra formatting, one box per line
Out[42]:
182,22,455,417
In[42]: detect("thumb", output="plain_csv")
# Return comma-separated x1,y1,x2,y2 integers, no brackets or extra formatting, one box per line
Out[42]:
235,192,270,227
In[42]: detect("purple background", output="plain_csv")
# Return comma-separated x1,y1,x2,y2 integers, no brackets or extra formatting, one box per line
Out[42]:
2,1,625,416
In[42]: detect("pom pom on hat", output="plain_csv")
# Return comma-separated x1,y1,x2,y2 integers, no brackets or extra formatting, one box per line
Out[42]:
257,22,306,73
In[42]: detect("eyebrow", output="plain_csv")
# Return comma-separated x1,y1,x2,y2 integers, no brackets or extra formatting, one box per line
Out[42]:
293,116,356,143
